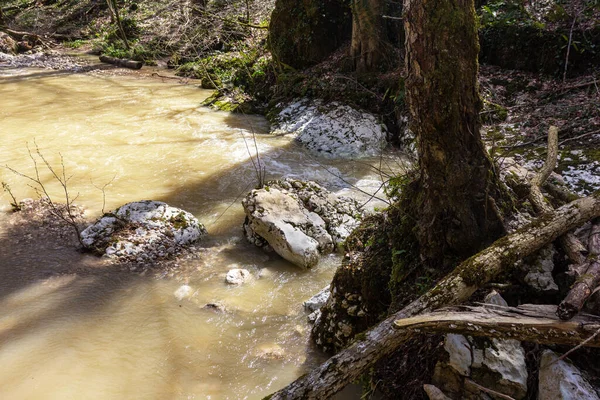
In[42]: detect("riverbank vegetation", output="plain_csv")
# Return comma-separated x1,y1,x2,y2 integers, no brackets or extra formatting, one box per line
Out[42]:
2,0,600,399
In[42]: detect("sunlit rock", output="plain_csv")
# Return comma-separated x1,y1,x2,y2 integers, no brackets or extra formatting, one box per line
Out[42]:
225,268,251,285
539,350,600,400
303,286,331,323
242,179,364,268
81,200,207,264
271,99,387,159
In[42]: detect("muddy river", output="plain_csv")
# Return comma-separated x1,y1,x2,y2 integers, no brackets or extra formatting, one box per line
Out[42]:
0,64,399,399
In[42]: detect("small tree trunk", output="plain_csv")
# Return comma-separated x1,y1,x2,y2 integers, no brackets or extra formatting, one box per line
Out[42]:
106,0,130,50
405,0,506,266
351,0,385,72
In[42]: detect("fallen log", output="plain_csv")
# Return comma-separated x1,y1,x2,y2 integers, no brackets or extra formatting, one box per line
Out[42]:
394,304,600,347
558,220,600,320
99,55,143,70
267,192,600,400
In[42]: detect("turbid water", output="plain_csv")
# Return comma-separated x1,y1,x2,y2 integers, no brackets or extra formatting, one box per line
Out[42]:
0,64,401,399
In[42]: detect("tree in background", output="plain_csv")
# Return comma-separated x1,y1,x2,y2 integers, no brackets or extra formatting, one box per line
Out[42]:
106,0,129,50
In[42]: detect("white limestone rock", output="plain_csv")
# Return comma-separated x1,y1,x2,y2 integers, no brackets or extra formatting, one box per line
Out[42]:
271,99,387,159
81,200,207,263
539,350,600,400
225,268,251,285
242,179,364,268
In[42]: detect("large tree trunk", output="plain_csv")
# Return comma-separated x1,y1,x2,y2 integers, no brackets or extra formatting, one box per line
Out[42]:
351,0,385,72
267,192,600,400
405,0,506,266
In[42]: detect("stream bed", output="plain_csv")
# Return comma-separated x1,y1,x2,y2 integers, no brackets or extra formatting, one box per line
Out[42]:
0,65,400,399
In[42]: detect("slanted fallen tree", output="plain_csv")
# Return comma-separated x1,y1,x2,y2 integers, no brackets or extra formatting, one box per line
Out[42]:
267,191,600,399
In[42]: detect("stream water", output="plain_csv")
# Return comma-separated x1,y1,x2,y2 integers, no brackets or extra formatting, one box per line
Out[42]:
0,64,400,399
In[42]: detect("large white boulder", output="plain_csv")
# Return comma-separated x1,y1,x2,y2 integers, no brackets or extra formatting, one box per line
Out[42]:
242,179,364,268
81,200,207,263
271,99,387,158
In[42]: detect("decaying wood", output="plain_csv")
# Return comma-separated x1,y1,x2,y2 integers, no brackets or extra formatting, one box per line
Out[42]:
1,27,46,46
558,221,600,320
393,304,600,347
529,126,587,268
266,193,600,400
99,55,143,70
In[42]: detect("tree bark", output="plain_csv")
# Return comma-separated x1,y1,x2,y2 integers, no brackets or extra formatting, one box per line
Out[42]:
351,0,385,72
266,192,600,400
405,0,506,266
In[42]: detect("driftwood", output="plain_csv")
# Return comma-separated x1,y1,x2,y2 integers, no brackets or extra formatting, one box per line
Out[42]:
558,220,600,320
267,193,600,400
99,55,143,70
394,304,600,347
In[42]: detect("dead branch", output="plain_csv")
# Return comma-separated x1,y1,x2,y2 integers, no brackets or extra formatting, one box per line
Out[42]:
266,193,600,399
558,221,600,319
529,126,587,269
559,128,600,146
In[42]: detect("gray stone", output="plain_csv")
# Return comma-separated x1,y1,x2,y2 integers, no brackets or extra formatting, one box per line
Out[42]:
444,334,472,377
539,350,600,400
423,384,452,400
523,245,559,293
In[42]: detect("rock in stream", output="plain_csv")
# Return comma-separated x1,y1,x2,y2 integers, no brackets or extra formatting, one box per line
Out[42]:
81,200,207,264
242,179,364,268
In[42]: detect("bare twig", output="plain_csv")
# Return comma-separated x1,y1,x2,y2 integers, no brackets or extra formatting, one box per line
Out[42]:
4,141,84,245
465,379,516,400
559,128,600,146
91,174,116,215
542,327,600,369
563,15,578,83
